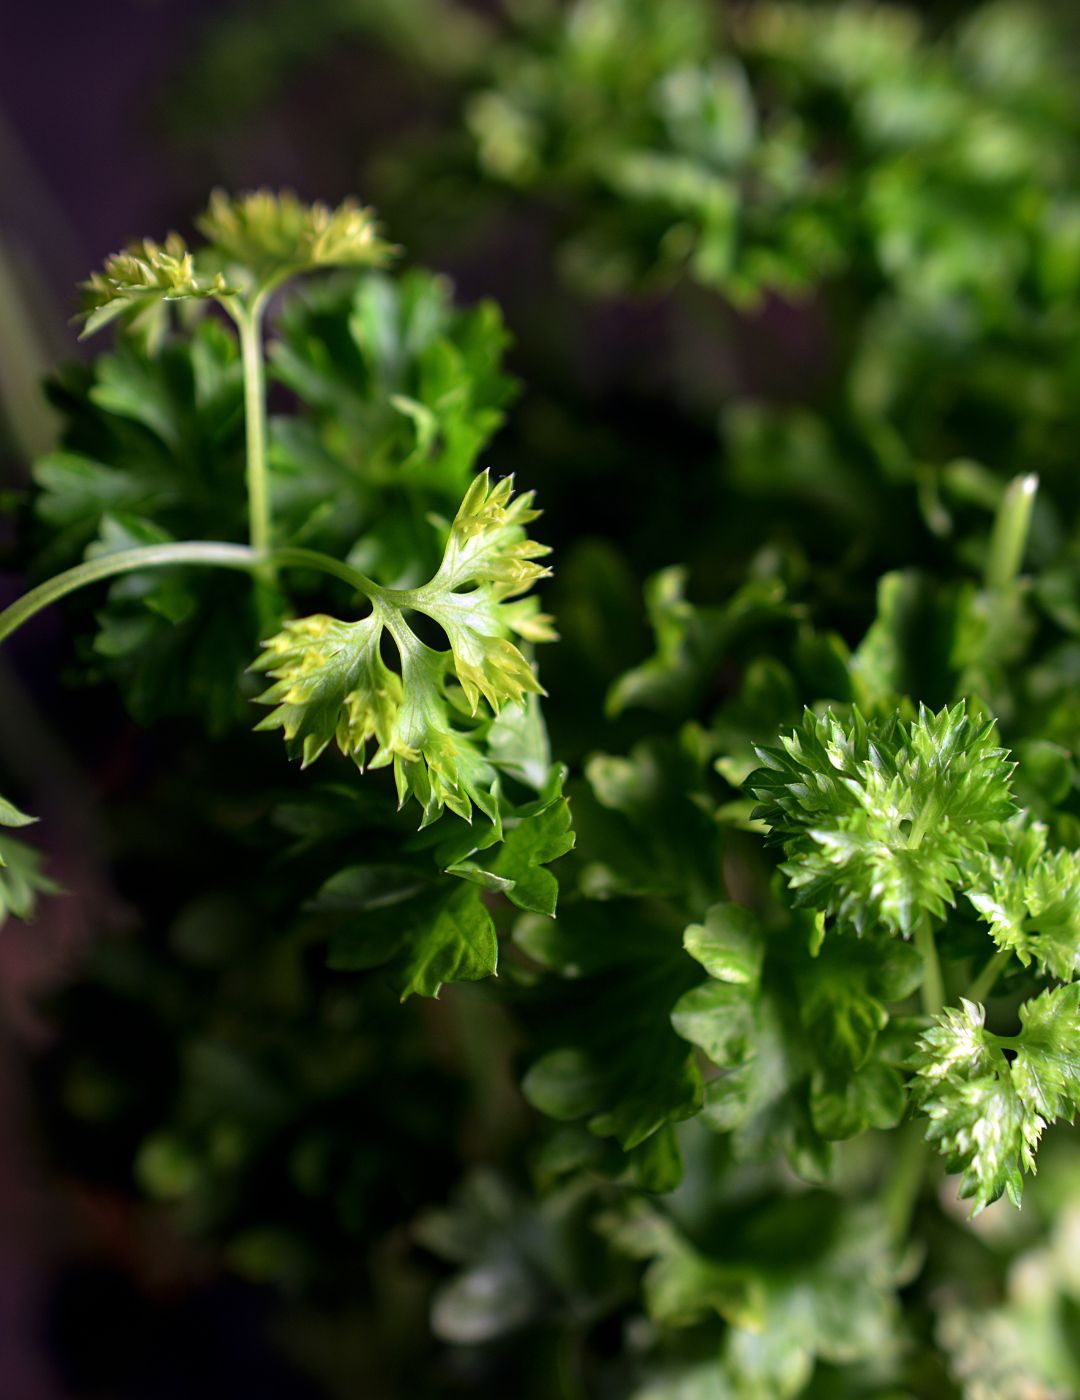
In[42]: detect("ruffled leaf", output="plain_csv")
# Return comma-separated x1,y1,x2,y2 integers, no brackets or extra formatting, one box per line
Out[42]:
747,701,1016,937
967,817,1080,981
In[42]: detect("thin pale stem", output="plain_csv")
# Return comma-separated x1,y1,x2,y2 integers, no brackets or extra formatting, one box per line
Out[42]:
0,542,378,648
0,543,256,646
233,295,273,565
985,473,1038,591
269,546,378,597
915,917,945,1017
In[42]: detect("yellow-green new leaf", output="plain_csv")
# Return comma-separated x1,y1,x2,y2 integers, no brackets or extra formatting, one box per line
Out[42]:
197,189,395,287
79,233,235,337
410,471,554,714
254,473,554,826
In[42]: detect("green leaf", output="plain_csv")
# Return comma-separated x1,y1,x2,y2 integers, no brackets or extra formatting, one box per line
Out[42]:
673,905,917,1164
416,1169,592,1344
312,776,570,996
809,1062,906,1141
852,570,961,710
91,514,265,734
0,831,59,927
0,790,56,926
601,1195,901,1397
607,566,792,719
912,987,1080,1212
575,735,724,909
517,901,703,1153
0,792,35,831
448,771,575,916
322,866,496,999
397,882,497,1000
33,321,256,731
271,269,516,578
37,321,244,567
683,903,764,985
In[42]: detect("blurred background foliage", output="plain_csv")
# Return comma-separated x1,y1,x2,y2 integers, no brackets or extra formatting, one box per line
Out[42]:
6,1,1080,1396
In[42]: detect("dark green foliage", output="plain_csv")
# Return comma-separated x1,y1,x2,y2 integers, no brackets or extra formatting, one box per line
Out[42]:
12,4,1080,1398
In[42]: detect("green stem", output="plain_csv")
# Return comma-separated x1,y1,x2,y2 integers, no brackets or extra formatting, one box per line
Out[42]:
906,799,937,851
915,917,944,1017
967,946,1012,1006
269,546,378,597
985,472,1038,591
883,1116,930,1246
233,295,273,565
884,918,949,1244
0,542,378,648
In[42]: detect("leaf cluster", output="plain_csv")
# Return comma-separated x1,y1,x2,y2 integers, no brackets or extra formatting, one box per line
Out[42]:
748,702,1016,936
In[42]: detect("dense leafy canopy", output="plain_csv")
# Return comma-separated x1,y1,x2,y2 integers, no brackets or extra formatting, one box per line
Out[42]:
10,3,1080,1397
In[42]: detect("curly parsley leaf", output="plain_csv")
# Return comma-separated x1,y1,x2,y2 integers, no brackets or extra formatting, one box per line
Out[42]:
967,817,1080,981
748,701,1017,936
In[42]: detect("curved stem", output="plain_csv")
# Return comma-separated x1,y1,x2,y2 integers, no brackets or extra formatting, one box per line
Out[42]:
0,543,256,646
968,946,1012,1006
268,546,379,597
0,542,379,648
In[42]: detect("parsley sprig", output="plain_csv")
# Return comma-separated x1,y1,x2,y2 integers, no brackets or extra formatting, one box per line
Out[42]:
0,192,559,979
